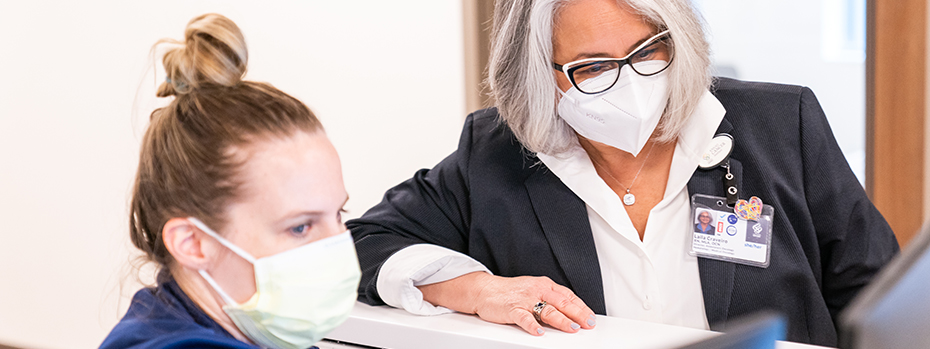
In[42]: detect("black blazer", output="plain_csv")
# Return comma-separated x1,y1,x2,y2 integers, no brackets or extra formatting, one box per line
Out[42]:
348,78,899,346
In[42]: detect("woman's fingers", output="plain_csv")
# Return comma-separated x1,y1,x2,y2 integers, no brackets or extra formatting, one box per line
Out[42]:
536,301,582,333
510,307,546,336
543,285,597,329
470,275,596,335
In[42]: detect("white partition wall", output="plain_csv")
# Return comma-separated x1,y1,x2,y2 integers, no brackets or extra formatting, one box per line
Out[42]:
0,1,466,348
694,0,867,184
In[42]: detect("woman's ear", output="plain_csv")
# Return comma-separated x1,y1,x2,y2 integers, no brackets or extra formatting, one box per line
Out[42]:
162,218,211,270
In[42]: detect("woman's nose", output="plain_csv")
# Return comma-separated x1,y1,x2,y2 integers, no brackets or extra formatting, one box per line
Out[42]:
325,219,348,238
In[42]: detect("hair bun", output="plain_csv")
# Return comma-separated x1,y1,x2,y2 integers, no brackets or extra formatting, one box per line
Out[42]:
157,13,248,97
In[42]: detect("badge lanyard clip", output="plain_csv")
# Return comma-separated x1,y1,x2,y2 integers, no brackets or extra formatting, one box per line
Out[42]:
698,133,738,206
723,159,738,207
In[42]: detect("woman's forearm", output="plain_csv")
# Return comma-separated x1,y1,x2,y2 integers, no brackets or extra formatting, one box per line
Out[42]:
417,271,492,314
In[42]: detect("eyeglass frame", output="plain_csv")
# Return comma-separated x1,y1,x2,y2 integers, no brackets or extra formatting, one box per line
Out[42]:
552,30,673,95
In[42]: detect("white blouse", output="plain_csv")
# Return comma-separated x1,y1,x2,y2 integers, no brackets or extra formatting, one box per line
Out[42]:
375,91,726,330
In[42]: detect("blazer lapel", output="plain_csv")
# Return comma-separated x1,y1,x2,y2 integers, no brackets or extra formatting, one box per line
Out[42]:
525,168,607,315
688,117,740,330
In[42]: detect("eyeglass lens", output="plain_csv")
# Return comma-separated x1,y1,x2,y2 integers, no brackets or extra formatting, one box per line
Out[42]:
570,35,672,94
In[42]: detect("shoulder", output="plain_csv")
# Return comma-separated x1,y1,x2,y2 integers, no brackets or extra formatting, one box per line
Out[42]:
461,107,516,148
466,107,502,129
710,77,820,122
711,77,809,102
709,77,825,153
101,284,253,349
102,324,252,349
459,107,541,180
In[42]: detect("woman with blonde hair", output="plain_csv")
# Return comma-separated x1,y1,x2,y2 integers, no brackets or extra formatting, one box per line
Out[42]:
349,0,898,346
101,13,359,349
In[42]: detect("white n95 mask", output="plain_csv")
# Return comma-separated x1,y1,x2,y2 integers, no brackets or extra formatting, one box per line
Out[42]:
189,217,362,349
557,61,670,156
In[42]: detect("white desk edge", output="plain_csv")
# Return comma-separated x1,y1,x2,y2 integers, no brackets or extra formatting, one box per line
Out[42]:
325,302,828,349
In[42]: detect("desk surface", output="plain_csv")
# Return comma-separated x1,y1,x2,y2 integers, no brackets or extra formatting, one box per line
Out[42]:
325,302,827,349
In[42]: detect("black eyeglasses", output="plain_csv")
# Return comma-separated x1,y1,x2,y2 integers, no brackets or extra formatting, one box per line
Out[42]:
552,30,673,94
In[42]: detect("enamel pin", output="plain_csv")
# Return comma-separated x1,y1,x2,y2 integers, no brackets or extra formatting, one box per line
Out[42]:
734,196,764,221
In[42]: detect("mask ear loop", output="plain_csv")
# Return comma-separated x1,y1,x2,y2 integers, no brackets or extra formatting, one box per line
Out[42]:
188,217,258,264
188,217,258,306
557,85,575,103
198,270,240,306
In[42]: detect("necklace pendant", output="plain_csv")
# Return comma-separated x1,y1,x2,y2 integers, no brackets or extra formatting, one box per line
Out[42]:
623,193,636,206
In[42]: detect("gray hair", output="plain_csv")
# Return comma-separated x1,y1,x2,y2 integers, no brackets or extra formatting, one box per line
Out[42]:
488,0,712,155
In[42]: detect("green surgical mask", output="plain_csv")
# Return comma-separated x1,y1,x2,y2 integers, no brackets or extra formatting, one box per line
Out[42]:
190,217,361,349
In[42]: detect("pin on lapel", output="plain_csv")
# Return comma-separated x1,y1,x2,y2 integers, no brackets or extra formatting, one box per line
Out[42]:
735,196,763,221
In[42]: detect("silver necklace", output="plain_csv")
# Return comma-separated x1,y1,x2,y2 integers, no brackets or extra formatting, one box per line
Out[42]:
591,142,657,206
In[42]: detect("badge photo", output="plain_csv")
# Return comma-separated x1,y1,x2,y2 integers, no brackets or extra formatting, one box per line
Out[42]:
694,209,717,235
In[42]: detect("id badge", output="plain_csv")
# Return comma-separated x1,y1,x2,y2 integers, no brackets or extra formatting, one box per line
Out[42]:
690,194,775,268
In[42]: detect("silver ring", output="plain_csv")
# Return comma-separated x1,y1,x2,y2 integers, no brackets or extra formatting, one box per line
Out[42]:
532,301,547,322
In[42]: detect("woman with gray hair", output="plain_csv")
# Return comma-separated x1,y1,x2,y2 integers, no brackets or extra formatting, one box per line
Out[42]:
349,0,897,346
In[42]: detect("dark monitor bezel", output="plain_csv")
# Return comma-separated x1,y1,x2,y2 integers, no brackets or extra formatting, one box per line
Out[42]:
838,221,930,348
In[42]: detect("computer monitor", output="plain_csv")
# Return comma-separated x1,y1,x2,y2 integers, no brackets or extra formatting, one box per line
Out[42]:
676,312,786,349
839,222,930,349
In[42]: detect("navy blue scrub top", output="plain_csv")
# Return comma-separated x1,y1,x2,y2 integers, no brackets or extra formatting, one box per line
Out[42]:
100,272,257,349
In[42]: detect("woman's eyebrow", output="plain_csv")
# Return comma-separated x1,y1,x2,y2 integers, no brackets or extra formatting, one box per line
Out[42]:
625,34,656,55
566,34,656,62
568,51,613,62
278,195,350,224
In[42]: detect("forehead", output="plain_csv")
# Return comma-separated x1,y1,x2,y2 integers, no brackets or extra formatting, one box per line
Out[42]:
552,0,656,60
230,131,345,215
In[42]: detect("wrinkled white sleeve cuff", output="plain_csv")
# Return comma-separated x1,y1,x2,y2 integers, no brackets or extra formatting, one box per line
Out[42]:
376,244,492,316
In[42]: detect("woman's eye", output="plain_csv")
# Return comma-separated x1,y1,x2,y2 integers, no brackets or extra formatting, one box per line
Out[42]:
635,48,657,60
582,63,605,73
290,224,311,235
576,63,610,78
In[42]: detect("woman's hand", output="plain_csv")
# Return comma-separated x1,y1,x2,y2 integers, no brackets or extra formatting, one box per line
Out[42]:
417,272,597,336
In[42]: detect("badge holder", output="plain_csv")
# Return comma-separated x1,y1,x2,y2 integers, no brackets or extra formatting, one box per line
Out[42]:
691,134,774,268
690,194,774,268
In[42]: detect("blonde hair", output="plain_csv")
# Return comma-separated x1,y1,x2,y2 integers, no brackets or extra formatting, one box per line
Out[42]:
488,0,712,155
130,14,322,274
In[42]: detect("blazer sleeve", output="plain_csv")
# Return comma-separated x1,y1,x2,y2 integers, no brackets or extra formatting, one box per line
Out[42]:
798,87,899,321
347,114,476,306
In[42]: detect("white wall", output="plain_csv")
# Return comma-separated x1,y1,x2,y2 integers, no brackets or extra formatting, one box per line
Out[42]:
694,0,867,184
0,1,466,348
0,1,873,348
